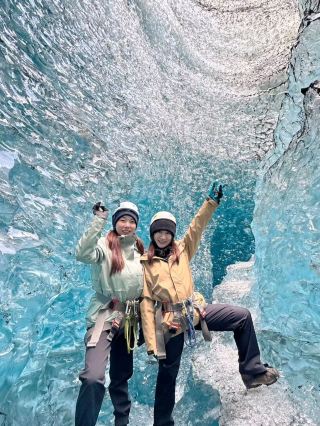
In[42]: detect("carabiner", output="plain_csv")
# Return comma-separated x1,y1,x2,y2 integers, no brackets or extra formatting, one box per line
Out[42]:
125,301,132,316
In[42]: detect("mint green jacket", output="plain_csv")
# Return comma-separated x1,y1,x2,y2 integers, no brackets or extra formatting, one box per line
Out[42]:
76,216,143,328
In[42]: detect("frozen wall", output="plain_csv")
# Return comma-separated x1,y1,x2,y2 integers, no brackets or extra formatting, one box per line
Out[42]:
252,3,320,418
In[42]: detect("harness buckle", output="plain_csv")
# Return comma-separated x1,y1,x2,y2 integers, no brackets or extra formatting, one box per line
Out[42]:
107,315,122,342
125,301,132,316
133,300,139,318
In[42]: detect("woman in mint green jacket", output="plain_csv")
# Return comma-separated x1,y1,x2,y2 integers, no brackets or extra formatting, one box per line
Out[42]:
75,201,144,426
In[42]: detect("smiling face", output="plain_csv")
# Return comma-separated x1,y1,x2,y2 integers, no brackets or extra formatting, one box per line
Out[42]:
115,215,137,236
153,230,173,248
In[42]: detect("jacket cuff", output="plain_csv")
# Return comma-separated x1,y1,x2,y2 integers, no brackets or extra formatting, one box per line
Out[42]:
206,197,219,207
93,215,107,224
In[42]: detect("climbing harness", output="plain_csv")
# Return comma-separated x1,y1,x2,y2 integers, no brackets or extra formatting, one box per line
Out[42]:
107,312,124,343
86,294,140,352
124,300,140,353
192,292,212,342
182,299,196,347
154,292,212,358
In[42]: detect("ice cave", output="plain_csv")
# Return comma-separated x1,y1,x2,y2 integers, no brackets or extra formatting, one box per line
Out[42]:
0,0,319,425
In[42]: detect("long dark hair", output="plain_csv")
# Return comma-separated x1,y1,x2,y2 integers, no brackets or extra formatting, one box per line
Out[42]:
147,240,180,265
106,231,144,276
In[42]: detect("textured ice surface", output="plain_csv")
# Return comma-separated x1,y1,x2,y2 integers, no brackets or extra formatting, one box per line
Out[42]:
0,0,311,424
252,3,320,420
194,259,317,425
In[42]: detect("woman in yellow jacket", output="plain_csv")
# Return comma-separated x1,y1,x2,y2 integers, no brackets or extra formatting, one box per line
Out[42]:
140,183,279,426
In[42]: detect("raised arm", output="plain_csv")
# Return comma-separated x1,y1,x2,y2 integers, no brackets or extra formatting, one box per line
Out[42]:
183,182,223,260
76,202,108,264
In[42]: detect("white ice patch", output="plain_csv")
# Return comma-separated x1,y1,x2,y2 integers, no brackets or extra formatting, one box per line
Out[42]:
7,227,40,240
0,150,18,172
24,194,54,208
0,228,41,254
0,241,16,255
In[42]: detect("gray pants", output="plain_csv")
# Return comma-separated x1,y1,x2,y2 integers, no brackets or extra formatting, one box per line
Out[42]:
153,303,267,426
75,329,133,426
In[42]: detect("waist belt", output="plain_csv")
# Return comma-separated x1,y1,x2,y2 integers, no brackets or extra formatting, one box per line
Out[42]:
87,297,140,350
162,302,184,312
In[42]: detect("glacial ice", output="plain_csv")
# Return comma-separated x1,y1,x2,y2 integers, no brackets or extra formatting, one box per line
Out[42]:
1,0,319,425
252,7,320,417
195,258,317,425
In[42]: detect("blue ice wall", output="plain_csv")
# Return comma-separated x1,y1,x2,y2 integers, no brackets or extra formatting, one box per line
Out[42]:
0,0,302,424
252,4,320,418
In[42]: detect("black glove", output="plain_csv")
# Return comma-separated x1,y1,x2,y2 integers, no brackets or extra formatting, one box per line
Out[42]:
146,351,158,364
92,201,107,215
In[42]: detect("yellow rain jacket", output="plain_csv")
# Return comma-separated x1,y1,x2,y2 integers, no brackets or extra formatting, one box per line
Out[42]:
140,198,218,355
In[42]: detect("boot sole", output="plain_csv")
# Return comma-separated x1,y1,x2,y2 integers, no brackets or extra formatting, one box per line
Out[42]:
245,383,262,389
266,377,278,386
246,377,278,389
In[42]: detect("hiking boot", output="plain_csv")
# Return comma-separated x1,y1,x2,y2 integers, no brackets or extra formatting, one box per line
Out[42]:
241,364,280,389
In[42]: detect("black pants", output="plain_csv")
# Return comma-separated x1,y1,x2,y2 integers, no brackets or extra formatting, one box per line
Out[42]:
75,329,133,426
153,303,267,426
